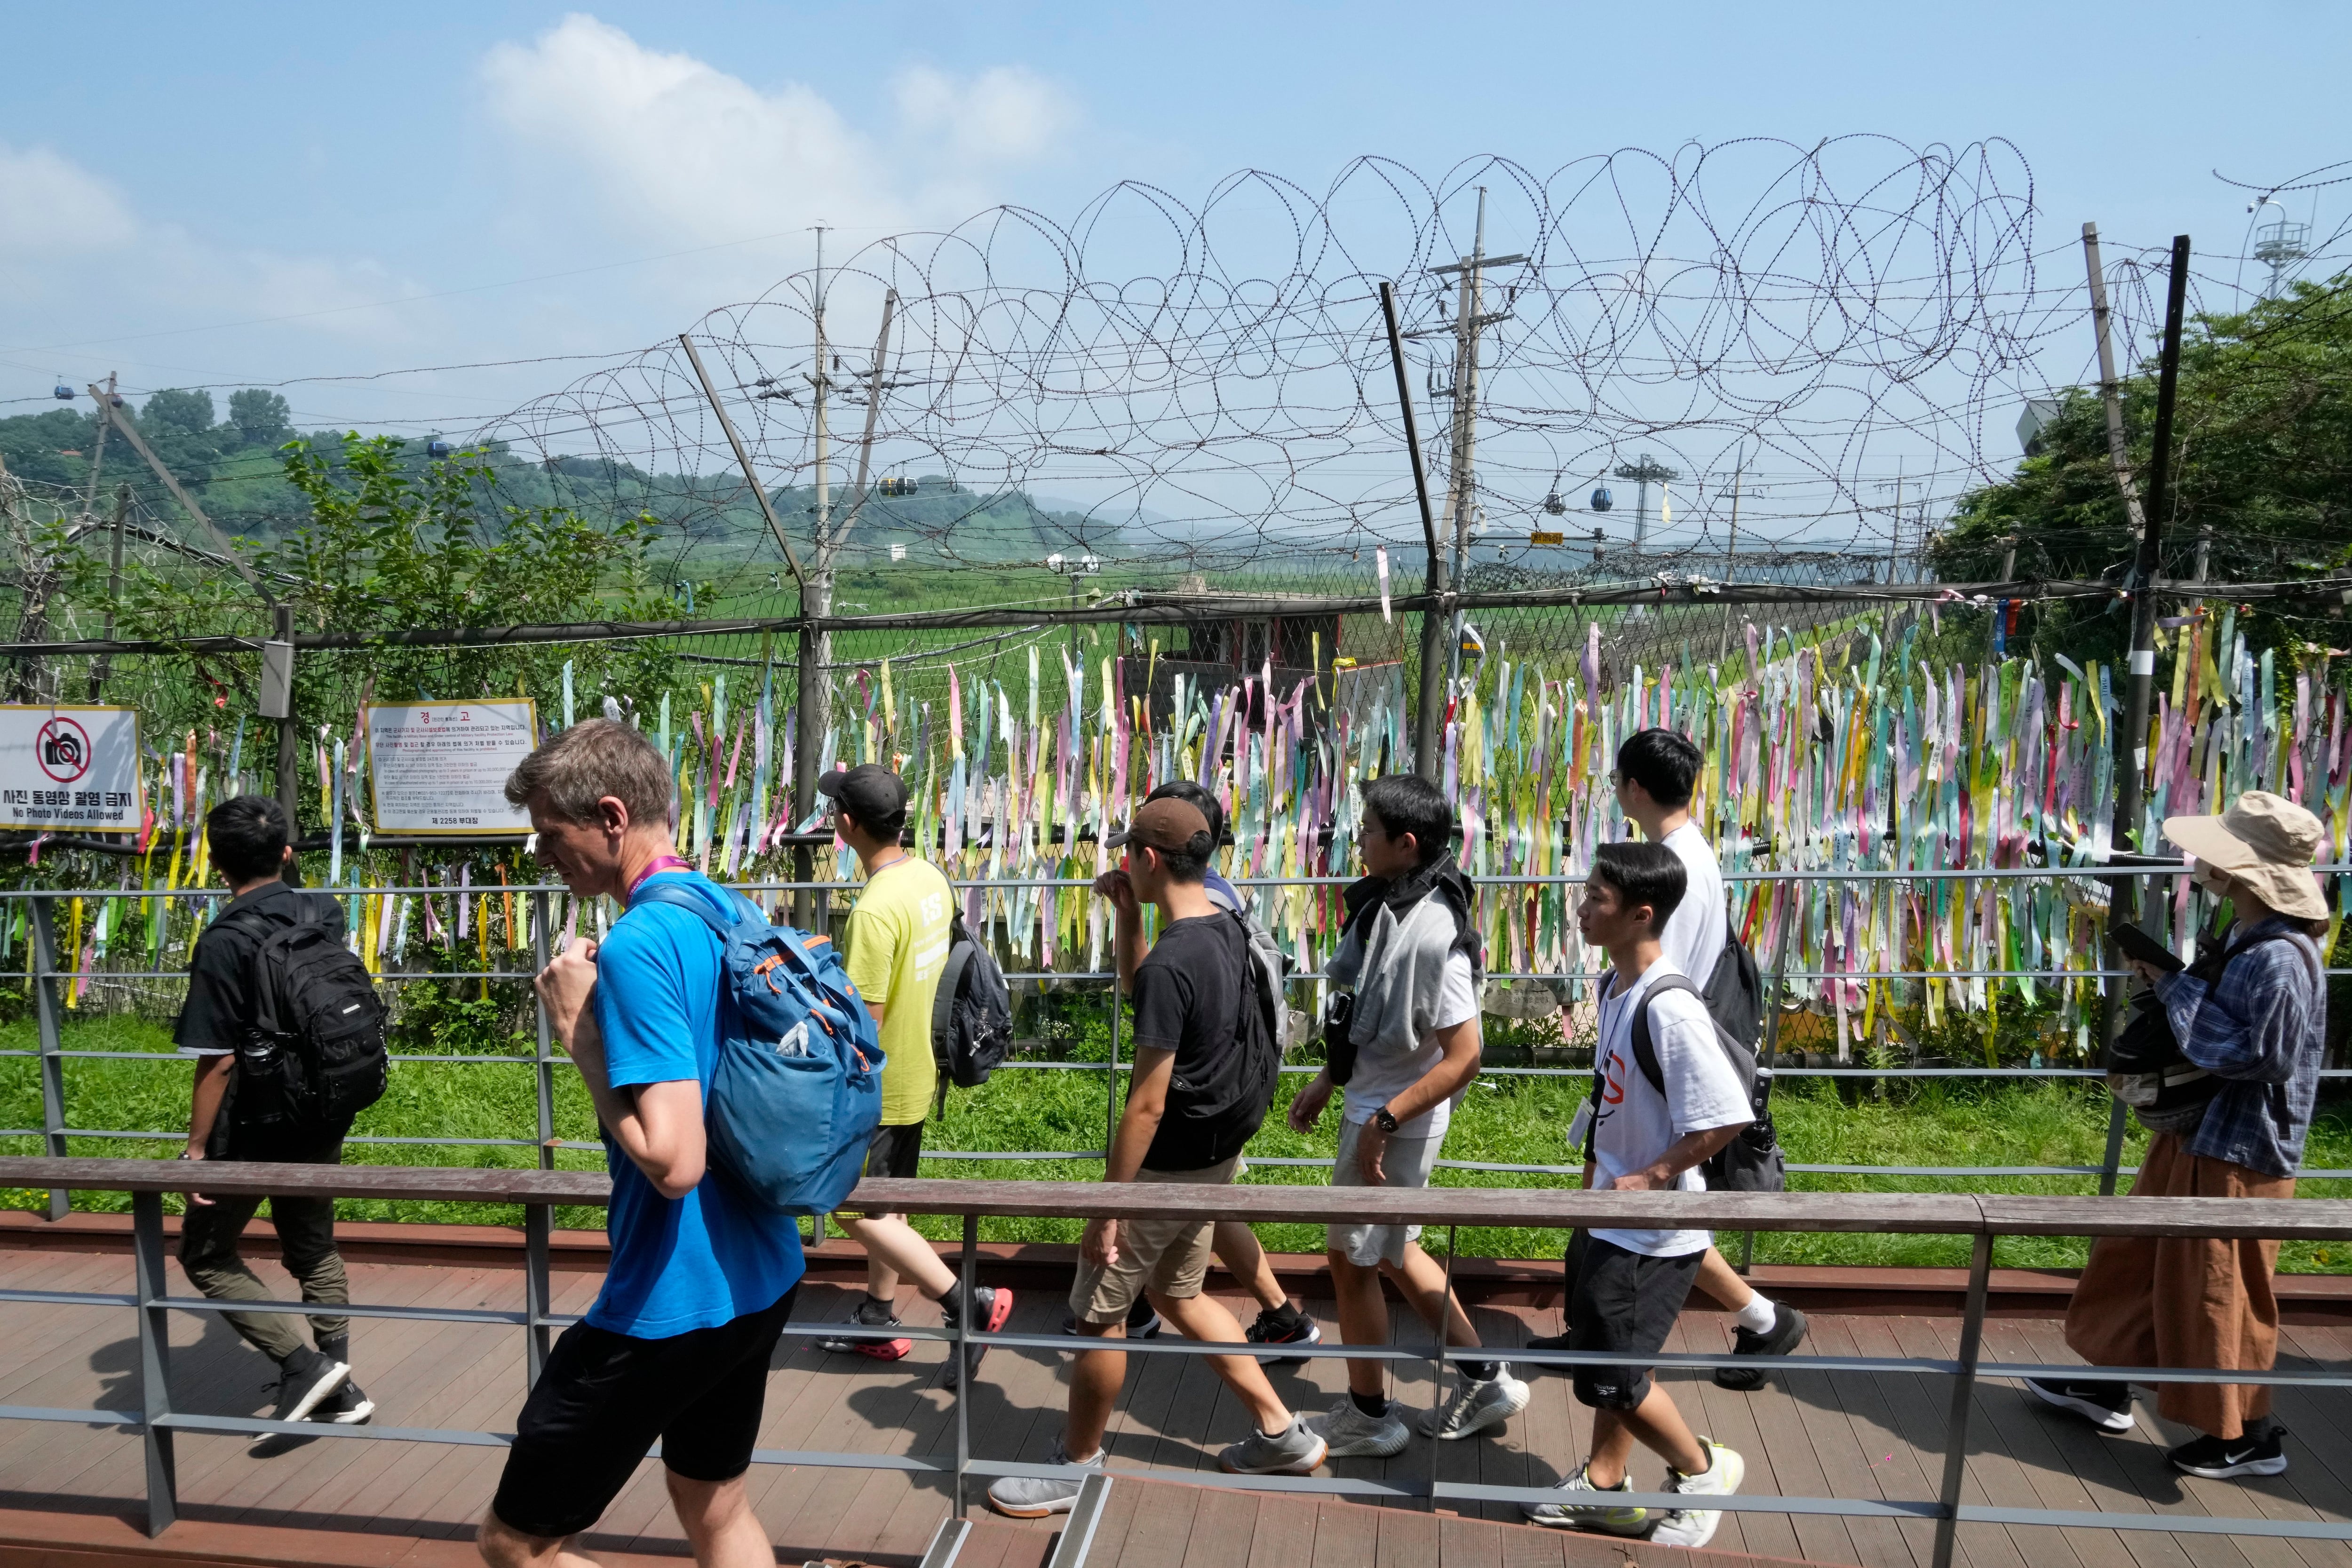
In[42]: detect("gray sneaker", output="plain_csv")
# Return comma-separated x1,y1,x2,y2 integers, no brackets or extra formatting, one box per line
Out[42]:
985,1441,1104,1518
1218,1414,1328,1474
1522,1461,1650,1535
1416,1366,1531,1441
1306,1395,1410,1458
1649,1439,1745,1548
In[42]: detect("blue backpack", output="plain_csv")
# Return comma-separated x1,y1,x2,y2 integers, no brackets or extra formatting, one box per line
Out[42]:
633,881,885,1216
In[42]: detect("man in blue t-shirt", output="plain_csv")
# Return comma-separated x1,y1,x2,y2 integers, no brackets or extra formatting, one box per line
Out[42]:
479,720,802,1568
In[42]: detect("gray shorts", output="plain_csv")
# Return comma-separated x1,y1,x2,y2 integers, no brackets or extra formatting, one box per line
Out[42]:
1326,1119,1443,1268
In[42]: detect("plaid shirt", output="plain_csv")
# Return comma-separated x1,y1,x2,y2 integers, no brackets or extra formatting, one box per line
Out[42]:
2151,917,2327,1178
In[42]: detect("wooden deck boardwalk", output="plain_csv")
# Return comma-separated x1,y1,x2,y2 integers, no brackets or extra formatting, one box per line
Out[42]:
1,1246,2348,1567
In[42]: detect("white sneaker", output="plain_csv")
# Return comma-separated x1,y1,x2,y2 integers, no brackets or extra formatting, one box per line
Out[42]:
1307,1395,1411,1458
1416,1366,1531,1441
1649,1439,1744,1548
1522,1461,1650,1536
986,1442,1104,1518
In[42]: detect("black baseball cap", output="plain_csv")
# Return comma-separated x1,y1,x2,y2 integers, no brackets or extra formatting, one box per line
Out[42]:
817,763,908,825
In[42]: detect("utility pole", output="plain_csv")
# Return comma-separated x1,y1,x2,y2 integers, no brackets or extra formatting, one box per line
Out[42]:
1985,534,2017,665
1416,188,1526,698
1381,282,1447,780
1716,452,1743,667
798,226,834,929
1614,454,1678,555
2111,232,2192,882
2081,223,2150,539
88,484,129,702
80,374,116,520
2095,234,2190,1203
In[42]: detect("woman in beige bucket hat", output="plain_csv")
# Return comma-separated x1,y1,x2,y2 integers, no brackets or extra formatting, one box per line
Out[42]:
2029,791,2330,1480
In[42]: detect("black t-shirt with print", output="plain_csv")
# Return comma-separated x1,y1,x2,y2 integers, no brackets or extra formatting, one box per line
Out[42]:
1129,912,1254,1171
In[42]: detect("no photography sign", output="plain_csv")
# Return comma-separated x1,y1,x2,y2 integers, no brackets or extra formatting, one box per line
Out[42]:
0,706,142,831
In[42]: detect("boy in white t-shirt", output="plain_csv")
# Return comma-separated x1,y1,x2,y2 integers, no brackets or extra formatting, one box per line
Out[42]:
1524,840,1750,1547
1542,727,1806,1388
1288,774,1529,1457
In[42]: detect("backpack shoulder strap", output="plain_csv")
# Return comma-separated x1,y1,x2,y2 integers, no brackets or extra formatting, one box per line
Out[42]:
630,879,745,940
931,927,977,1059
1629,974,1705,1096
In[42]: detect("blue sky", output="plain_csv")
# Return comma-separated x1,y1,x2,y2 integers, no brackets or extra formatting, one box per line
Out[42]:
1,0,2341,454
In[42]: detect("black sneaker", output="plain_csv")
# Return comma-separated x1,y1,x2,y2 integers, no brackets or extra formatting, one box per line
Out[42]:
1245,1306,1322,1367
1060,1301,1162,1338
262,1347,349,1437
1716,1304,1808,1392
312,1376,375,1425
818,1296,913,1361
2025,1376,2135,1433
2169,1427,2288,1479
941,1286,1014,1390
1523,1329,1574,1359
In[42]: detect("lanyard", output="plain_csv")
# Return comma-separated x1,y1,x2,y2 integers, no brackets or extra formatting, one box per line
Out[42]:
628,855,693,899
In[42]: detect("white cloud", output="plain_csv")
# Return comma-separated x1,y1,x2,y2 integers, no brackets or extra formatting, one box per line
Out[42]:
0,139,430,361
0,145,138,258
478,15,1077,254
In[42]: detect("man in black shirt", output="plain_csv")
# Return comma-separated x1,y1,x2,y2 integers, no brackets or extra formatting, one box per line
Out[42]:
177,796,371,1441
987,797,1324,1517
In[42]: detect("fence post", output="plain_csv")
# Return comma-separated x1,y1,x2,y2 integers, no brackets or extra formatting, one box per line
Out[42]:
31,897,67,1220
132,1189,178,1537
1102,982,1120,1160
524,1202,551,1386
531,891,555,1172
1929,1229,1993,1568
1426,1224,1460,1511
2097,1100,2130,1197
954,1212,977,1519
1741,929,1792,1271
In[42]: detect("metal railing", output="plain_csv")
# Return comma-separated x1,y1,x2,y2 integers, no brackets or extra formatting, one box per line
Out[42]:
1,1157,2349,1567
5,865,2350,1225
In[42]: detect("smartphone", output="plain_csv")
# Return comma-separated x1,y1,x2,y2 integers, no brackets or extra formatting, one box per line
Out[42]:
2109,920,2185,974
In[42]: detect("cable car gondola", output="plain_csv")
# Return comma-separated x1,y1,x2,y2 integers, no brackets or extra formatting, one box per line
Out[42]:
1589,486,1613,513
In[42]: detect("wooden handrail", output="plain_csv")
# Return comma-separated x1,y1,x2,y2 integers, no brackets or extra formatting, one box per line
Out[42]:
5,1158,2351,1240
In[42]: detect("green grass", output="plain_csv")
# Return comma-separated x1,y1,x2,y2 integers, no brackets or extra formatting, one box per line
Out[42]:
8,1011,2350,1273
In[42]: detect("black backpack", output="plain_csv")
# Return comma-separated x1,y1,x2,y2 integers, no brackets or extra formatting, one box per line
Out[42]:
930,909,1014,1096
1701,934,1764,1051
2108,929,2313,1135
228,901,389,1134
1621,972,1786,1193
1163,911,1282,1159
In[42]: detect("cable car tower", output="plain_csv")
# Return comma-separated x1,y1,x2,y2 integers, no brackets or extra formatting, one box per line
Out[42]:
1612,454,1677,555
2253,207,2311,300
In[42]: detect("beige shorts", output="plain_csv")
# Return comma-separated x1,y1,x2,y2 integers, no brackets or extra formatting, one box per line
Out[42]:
1068,1156,1241,1325
1327,1118,1443,1268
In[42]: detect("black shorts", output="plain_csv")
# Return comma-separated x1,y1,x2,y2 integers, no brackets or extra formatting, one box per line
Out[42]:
850,1120,924,1216
491,1286,797,1540
1566,1235,1701,1410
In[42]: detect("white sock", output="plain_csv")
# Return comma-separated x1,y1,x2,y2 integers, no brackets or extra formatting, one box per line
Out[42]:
1733,1293,1777,1335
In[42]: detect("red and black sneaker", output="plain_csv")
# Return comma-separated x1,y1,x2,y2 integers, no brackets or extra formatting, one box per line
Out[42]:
1245,1305,1323,1367
943,1286,1014,1389
818,1296,913,1361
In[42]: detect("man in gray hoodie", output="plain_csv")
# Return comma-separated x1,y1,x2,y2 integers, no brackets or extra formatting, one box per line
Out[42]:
1288,774,1530,1457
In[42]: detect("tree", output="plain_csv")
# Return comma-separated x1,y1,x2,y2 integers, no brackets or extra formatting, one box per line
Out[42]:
139,389,215,437
1932,274,2352,660
53,434,684,796
227,390,292,447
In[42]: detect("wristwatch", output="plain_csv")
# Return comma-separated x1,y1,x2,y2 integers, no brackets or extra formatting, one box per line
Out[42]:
1372,1106,1400,1133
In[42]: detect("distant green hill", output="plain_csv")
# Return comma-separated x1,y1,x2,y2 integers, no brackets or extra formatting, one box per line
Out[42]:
0,393,1117,566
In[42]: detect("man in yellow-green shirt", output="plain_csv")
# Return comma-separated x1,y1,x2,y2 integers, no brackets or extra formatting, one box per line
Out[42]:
816,764,1012,1381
